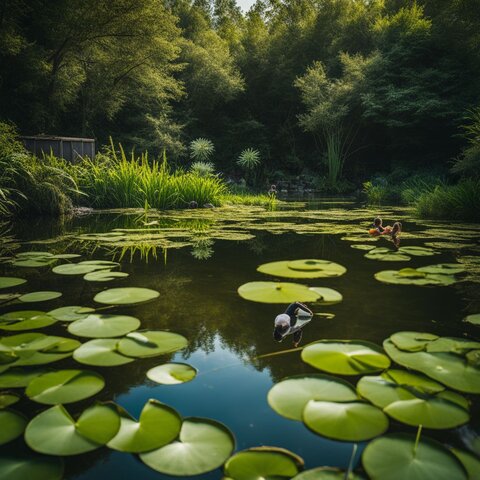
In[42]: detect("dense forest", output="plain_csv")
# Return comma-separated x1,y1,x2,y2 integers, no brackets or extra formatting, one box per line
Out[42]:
1,0,479,191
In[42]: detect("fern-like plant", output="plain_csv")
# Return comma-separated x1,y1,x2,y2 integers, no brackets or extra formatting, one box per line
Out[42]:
189,138,215,162
190,161,215,177
237,148,261,170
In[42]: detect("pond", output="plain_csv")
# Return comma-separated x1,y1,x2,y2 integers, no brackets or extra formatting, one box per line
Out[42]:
0,199,479,479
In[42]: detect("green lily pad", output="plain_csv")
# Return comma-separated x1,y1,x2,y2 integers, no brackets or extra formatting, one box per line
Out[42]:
426,337,480,354
293,467,365,479
68,314,140,338
0,311,56,331
365,250,411,262
303,400,389,441
0,277,26,289
16,252,53,258
350,245,376,251
268,374,357,421
257,260,346,278
464,313,480,326
26,369,105,404
451,448,480,480
238,281,321,304
146,363,197,385
223,447,304,480
117,331,188,358
73,339,134,367
301,340,391,375
362,433,467,480
12,259,56,268
384,396,469,429
18,291,62,303
107,399,181,453
384,339,480,394
357,375,417,408
83,271,129,282
25,403,120,455
375,269,457,286
52,261,115,275
390,331,439,352
0,410,27,445
466,350,480,367
140,417,235,476
0,368,48,388
398,246,439,256
309,288,343,305
49,254,82,259
417,264,465,275
0,392,20,408
383,369,445,393
47,306,95,322
0,446,64,480
94,287,160,305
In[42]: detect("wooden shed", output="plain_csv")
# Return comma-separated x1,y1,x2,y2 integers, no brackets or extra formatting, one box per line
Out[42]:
20,135,95,162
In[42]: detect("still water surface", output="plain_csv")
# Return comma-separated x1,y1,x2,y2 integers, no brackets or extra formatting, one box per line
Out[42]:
1,200,479,479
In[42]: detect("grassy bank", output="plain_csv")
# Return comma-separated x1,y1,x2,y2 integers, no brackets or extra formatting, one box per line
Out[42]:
0,124,275,217
363,170,480,222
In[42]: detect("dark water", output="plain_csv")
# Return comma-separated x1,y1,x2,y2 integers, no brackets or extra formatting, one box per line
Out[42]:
1,200,479,479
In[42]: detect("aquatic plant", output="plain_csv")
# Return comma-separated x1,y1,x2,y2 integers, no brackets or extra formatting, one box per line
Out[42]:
237,148,261,169
189,138,215,162
190,160,215,177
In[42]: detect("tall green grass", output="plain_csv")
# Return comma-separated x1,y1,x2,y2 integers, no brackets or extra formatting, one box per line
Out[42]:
76,143,228,210
414,179,480,222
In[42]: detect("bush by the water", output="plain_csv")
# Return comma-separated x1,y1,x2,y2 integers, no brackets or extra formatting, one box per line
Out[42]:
0,123,79,216
414,180,480,222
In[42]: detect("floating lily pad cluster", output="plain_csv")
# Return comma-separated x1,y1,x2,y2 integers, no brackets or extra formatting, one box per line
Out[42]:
383,331,480,393
375,265,462,286
18,398,235,477
53,260,129,283
264,333,478,478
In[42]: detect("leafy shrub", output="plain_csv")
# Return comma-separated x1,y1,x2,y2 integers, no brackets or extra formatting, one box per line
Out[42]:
415,179,480,221
0,122,79,217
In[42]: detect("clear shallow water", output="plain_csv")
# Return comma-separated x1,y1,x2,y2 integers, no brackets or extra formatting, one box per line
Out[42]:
1,200,479,479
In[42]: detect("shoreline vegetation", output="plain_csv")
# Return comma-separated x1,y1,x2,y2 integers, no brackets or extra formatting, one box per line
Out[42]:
0,120,478,221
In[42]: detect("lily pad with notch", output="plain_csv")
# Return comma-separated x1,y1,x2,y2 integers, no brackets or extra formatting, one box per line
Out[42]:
267,374,358,421
257,260,346,279
309,287,343,305
390,331,439,352
223,446,304,480
146,363,197,385
68,313,140,338
398,246,439,257
140,417,235,476
83,271,129,282
417,264,465,275
464,313,480,326
362,433,467,480
26,369,105,404
301,340,391,375
117,331,188,358
47,306,95,322
25,403,120,455
383,339,480,394
73,339,135,367
107,399,181,453
303,400,389,441
94,287,160,305
238,281,321,304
